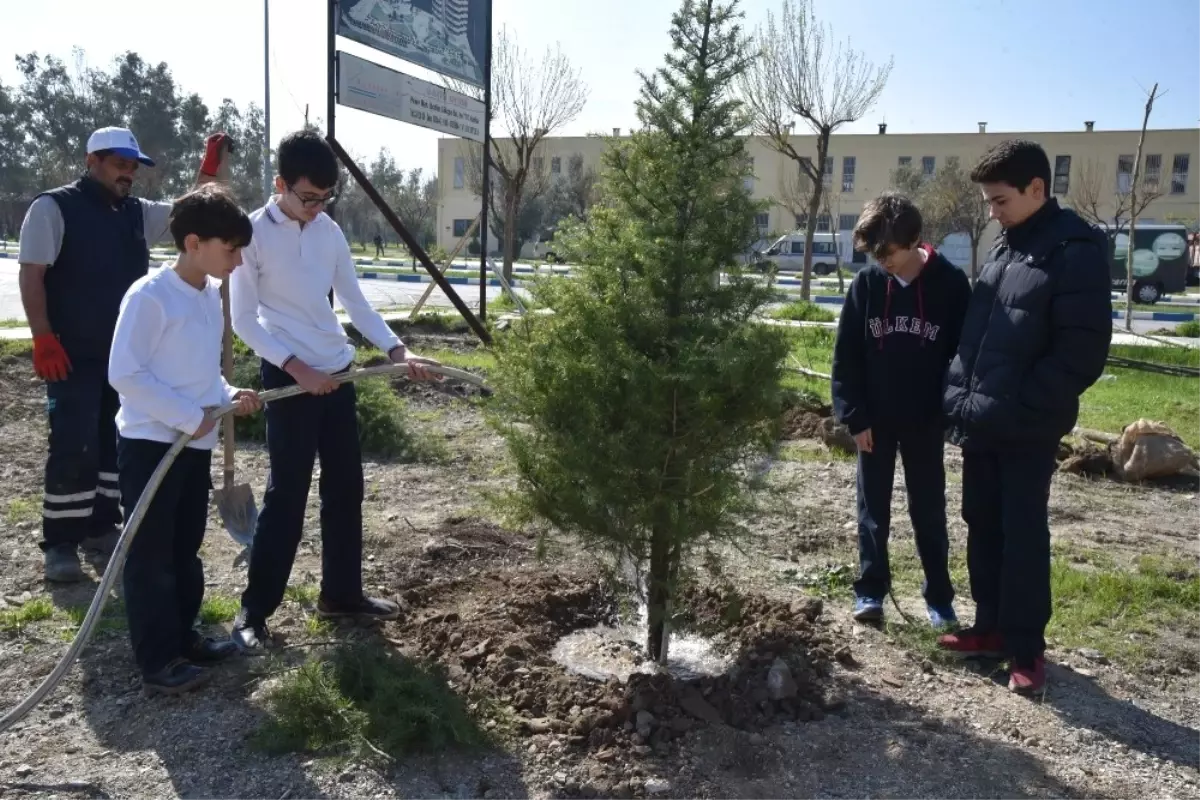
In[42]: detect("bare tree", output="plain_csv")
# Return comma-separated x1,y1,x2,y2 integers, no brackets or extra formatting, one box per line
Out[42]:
1067,89,1164,326
890,159,990,282
449,27,588,280
820,179,845,293
740,0,892,300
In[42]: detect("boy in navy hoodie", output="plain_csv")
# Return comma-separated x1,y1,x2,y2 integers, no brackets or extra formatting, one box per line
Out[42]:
831,192,971,625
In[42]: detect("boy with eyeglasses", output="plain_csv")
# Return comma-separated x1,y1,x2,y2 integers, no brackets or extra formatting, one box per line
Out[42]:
228,129,440,651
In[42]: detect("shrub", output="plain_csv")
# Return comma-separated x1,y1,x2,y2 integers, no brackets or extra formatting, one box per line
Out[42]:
771,300,837,323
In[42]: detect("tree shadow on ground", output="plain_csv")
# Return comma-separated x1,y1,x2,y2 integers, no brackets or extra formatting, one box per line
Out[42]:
72,618,528,799
1040,664,1199,771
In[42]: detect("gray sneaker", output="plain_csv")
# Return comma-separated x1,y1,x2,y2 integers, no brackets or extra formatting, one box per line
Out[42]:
44,544,85,583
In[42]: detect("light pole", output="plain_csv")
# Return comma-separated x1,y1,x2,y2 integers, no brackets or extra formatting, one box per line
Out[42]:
263,0,273,203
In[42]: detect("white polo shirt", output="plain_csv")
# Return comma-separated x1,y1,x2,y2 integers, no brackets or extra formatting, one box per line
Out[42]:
229,198,402,373
109,266,233,450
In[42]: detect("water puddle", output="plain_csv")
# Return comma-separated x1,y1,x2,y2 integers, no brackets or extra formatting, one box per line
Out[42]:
552,605,734,683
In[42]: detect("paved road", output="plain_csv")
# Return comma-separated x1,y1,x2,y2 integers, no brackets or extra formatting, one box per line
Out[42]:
0,263,511,321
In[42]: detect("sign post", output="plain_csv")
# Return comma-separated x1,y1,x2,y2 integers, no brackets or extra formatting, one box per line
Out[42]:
326,0,492,341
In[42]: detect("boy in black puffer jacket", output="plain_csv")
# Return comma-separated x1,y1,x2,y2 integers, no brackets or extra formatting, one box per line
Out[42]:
939,140,1112,695
832,192,971,628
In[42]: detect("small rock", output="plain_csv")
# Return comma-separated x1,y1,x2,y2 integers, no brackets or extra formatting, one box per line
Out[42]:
596,747,618,762
644,777,671,795
1075,667,1096,678
833,646,857,667
635,710,656,739
15,764,33,777
679,687,723,724
522,717,562,735
337,768,355,783
767,658,798,700
1078,648,1108,665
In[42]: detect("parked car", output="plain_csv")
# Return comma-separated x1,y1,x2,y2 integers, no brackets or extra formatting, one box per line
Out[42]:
1106,223,1190,304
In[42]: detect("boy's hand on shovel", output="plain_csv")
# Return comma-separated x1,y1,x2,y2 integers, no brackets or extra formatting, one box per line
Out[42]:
231,389,262,416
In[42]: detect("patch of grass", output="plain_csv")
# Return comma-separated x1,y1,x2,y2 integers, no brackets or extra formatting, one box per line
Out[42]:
1171,319,1200,338
0,318,26,328
1080,344,1199,447
771,300,837,323
778,442,854,463
304,616,335,638
1047,549,1199,667
4,496,40,525
0,597,54,634
285,584,320,605
199,595,240,624
420,347,496,373
253,643,487,761
0,339,32,359
63,598,127,640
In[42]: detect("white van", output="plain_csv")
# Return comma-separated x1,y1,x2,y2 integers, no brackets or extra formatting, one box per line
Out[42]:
757,231,863,275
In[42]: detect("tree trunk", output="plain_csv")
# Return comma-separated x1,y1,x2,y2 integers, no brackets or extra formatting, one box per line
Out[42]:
645,527,673,665
503,191,518,283
1126,83,1158,331
800,134,829,302
833,228,845,294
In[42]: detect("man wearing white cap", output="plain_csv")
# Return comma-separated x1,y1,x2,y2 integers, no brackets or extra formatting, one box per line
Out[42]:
18,126,231,582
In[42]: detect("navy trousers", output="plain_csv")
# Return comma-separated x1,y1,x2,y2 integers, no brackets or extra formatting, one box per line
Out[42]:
42,358,122,549
241,360,365,622
854,423,954,607
962,446,1058,662
118,436,212,675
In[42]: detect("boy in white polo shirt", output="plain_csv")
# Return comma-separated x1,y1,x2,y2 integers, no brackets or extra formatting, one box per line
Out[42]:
228,130,440,651
108,185,262,694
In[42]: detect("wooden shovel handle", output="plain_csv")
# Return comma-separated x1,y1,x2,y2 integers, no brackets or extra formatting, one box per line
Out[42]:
220,280,236,487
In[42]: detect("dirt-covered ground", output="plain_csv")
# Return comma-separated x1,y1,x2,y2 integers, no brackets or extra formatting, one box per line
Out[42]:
0,332,1197,799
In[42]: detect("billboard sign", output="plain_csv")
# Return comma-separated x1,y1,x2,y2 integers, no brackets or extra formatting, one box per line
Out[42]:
337,52,485,142
336,0,488,89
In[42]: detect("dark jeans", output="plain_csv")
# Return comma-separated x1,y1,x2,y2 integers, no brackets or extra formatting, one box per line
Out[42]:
117,436,212,675
962,446,1058,662
241,359,364,622
854,423,954,607
41,358,122,550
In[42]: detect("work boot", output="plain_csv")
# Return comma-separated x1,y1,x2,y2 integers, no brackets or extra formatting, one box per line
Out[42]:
143,659,210,696
317,594,401,622
44,544,85,583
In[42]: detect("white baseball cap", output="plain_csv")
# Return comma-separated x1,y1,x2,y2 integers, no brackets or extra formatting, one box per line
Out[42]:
86,126,156,167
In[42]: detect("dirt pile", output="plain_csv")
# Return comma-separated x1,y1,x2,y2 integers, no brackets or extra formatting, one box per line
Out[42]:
385,532,847,773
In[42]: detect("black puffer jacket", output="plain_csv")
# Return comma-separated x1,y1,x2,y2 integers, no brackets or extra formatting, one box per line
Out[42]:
944,199,1112,450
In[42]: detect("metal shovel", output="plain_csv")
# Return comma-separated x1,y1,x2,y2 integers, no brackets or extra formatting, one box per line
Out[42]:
213,280,258,547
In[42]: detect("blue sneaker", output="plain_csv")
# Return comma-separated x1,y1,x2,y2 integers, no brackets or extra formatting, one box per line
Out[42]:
926,603,958,628
853,596,884,622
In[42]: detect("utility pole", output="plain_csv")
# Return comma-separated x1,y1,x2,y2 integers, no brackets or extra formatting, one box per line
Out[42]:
1125,82,1160,330
263,0,272,203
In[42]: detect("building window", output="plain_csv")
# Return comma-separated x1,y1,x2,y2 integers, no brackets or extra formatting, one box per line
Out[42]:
1143,154,1162,190
1117,155,1133,193
453,157,465,189
838,214,858,231
921,156,936,178
1053,155,1071,195
533,156,544,173
822,156,833,187
744,157,755,193
754,212,769,229
1172,154,1190,195
551,156,561,174
898,156,912,168
842,156,856,192
452,218,472,237
794,213,805,229
816,214,831,232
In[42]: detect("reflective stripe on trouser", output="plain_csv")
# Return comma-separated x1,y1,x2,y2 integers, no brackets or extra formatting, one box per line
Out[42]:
41,360,123,550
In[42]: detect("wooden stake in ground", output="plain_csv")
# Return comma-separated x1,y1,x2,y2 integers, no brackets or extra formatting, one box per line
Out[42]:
1125,82,1161,330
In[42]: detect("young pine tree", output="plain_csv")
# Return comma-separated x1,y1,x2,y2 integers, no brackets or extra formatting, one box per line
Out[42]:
489,0,789,663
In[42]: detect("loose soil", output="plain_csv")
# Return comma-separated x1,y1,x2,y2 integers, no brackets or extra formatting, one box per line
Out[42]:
0,333,1197,799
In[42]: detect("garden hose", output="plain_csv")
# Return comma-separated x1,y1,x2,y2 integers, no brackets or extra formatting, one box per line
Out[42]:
0,363,487,734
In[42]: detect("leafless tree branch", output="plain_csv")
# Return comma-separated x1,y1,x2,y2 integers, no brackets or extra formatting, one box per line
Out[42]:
738,0,892,299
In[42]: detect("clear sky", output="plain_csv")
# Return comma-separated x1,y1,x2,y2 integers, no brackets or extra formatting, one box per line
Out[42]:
3,0,1197,178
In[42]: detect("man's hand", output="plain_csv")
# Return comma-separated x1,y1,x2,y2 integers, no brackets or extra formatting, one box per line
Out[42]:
390,346,442,382
853,428,874,453
32,334,71,382
200,132,235,179
192,414,217,440
231,388,263,416
285,359,339,395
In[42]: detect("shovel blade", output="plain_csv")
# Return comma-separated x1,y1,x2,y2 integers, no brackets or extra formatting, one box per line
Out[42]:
214,483,258,548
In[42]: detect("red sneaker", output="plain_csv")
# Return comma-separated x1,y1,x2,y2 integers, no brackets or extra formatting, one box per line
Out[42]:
1008,658,1046,695
936,626,1005,658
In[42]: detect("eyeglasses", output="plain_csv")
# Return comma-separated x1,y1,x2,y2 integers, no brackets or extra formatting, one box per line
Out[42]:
287,185,337,208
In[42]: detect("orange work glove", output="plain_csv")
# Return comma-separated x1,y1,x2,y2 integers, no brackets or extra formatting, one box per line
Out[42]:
32,334,71,382
200,132,235,177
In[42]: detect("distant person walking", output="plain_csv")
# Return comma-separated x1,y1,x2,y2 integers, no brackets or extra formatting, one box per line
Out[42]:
939,140,1112,694
17,127,231,582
